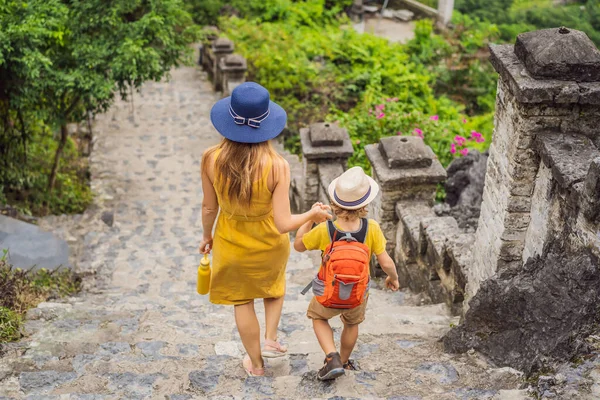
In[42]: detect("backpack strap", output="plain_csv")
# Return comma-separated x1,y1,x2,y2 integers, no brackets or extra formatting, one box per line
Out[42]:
327,218,369,244
354,218,369,244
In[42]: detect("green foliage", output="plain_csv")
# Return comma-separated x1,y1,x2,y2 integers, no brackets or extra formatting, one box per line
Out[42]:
2,125,93,215
456,0,600,45
186,0,352,25
406,16,499,115
223,2,494,171
0,0,199,216
0,307,21,343
0,255,81,343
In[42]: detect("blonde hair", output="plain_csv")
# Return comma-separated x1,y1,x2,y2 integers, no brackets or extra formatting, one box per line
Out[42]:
331,204,368,220
202,139,282,207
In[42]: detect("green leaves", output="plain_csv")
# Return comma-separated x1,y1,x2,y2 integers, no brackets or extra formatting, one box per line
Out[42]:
220,0,496,175
1,0,199,215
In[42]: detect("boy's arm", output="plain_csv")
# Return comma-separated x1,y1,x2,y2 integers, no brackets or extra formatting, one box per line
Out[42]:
294,220,314,252
376,251,400,291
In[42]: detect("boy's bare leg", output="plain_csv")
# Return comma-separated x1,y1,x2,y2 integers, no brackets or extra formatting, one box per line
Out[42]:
340,323,359,364
234,301,263,369
313,319,337,355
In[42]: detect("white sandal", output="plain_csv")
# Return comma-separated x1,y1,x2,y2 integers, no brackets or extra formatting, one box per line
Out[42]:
261,339,288,358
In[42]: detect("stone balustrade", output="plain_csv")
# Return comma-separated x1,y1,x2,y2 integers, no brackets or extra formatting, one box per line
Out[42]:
198,28,247,95
290,123,353,213
291,129,473,313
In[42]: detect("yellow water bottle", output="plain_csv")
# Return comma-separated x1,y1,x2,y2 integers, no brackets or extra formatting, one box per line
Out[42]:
197,254,211,295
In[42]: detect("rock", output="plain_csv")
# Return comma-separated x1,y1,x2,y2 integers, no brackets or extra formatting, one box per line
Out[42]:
415,362,459,384
443,243,600,374
101,211,114,227
19,371,77,392
189,369,220,393
434,203,480,233
0,215,70,270
213,341,241,358
381,9,394,19
393,9,414,21
362,5,379,13
445,150,488,208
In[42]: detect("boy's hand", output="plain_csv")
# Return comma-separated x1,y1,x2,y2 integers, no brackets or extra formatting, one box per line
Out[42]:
310,204,332,223
385,276,400,291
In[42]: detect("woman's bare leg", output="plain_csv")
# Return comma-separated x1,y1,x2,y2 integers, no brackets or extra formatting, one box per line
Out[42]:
234,301,263,368
264,296,284,341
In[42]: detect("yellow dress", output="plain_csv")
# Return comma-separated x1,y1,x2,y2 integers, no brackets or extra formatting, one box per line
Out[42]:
209,155,290,305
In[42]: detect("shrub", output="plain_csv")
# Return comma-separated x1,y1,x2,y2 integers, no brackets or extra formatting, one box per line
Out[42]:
0,252,81,343
222,2,495,170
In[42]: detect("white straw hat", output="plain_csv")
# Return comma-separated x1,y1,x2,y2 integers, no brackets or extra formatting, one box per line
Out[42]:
328,166,380,210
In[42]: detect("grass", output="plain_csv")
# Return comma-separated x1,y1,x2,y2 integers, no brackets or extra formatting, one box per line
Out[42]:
0,250,82,344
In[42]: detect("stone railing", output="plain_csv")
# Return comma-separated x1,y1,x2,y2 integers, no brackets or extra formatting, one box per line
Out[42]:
290,123,353,213
199,27,247,96
291,128,474,314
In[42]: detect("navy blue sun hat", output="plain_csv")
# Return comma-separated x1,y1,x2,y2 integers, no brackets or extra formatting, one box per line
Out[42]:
210,82,287,144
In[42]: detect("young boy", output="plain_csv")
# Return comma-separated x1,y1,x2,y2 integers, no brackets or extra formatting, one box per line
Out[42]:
294,166,400,381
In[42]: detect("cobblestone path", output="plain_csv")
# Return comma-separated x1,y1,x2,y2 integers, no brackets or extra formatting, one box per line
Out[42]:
0,66,527,399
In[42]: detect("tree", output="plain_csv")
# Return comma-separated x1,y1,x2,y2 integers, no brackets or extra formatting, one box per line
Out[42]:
0,0,199,197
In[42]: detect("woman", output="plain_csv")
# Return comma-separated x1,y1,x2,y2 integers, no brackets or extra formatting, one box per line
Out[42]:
199,82,331,376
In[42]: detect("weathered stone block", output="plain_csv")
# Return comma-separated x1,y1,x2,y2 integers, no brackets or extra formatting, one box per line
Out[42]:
419,217,460,277
300,126,353,161
365,143,446,187
503,212,532,233
378,136,433,169
490,44,600,105
445,233,475,297
309,123,347,146
514,28,600,83
535,133,600,190
395,201,436,265
318,163,344,194
507,194,533,213
498,239,525,262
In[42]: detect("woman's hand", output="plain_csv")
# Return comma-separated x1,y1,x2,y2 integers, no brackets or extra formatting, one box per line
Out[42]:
385,276,400,291
199,235,213,254
310,204,332,223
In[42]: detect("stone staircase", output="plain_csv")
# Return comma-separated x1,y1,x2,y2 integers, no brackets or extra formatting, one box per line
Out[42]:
0,66,528,399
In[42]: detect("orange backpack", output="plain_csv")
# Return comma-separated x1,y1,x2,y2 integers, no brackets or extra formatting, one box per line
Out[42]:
311,219,371,309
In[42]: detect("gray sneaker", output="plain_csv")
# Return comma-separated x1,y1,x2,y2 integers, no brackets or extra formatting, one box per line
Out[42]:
317,352,345,381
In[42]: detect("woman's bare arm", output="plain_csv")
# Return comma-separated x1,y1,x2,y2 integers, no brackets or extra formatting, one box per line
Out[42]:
199,151,219,253
272,159,331,234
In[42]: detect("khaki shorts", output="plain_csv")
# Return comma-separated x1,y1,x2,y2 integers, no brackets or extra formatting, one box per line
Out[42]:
306,296,368,325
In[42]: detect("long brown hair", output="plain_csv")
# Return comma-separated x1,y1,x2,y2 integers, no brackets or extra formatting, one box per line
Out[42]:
202,139,282,207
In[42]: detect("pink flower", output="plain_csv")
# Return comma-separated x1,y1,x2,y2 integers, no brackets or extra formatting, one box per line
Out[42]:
462,118,467,124
470,130,482,139
355,139,361,144
413,128,423,138
429,115,439,121
460,148,469,156
368,109,372,114
392,97,399,102
454,135,466,146
396,131,402,136
450,143,456,154
386,98,392,102
377,112,385,119
376,104,385,111
476,137,485,143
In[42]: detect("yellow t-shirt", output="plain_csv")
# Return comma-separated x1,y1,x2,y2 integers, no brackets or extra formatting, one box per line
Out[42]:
302,219,387,257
